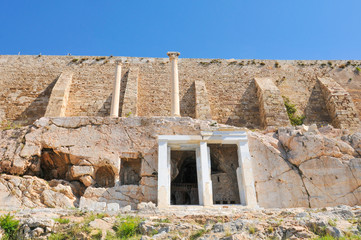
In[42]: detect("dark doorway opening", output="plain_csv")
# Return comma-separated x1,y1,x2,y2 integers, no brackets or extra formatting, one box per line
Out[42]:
209,144,240,204
171,150,199,205
120,158,141,185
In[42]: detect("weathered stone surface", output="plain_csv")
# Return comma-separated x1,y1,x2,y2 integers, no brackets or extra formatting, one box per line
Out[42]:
0,116,361,210
70,166,94,178
318,77,360,129
255,77,290,128
79,175,95,187
250,124,361,208
0,174,76,209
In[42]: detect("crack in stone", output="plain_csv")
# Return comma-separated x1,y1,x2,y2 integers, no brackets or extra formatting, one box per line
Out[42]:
277,139,312,208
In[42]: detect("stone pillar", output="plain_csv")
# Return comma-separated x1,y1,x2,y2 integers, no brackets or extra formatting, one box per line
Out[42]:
196,142,213,206
237,141,258,207
157,140,171,208
110,62,122,117
167,52,181,117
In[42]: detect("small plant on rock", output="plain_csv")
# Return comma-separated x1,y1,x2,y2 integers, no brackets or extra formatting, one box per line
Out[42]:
0,213,19,240
189,229,206,240
54,218,70,224
282,96,305,126
328,219,337,227
113,216,142,239
248,225,256,234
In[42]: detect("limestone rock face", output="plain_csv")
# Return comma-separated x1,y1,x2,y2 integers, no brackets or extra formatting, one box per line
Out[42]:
0,116,360,209
0,117,214,209
250,125,361,208
0,174,76,208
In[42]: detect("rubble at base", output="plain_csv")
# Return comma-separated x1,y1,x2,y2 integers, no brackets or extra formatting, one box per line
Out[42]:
0,205,360,239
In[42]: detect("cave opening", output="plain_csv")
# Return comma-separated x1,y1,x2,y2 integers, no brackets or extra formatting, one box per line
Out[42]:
209,144,240,205
40,148,71,180
171,150,199,205
39,148,86,198
95,166,115,188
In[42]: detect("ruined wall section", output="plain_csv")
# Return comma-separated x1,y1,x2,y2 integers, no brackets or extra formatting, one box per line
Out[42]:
0,56,63,124
318,77,360,129
1,56,361,128
255,77,290,128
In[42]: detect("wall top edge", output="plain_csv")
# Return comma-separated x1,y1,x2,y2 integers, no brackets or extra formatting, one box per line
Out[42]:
0,55,360,62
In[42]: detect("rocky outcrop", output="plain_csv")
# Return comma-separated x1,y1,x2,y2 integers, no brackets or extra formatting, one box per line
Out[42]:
0,117,215,209
0,116,360,209
249,125,361,208
0,174,77,208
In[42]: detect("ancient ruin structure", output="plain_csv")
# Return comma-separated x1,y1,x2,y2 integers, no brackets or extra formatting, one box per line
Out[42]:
0,53,360,210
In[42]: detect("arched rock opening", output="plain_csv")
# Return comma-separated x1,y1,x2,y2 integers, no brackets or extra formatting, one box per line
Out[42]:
95,166,115,188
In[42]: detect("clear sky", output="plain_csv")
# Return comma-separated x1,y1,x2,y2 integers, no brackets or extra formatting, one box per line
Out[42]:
0,0,360,60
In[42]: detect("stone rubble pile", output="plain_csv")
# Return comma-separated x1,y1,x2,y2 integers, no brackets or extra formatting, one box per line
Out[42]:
0,205,359,239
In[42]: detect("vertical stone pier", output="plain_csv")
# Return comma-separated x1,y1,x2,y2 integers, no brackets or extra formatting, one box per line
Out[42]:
254,77,290,128
318,77,360,129
167,52,181,117
110,62,122,117
195,80,212,120
121,67,139,117
44,71,73,117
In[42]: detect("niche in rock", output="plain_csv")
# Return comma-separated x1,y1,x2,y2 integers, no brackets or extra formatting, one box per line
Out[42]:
209,144,240,204
95,166,115,188
171,151,199,205
40,148,71,180
120,158,141,185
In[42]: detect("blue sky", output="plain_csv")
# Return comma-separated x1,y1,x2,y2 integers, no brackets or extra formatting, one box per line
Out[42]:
0,1,360,60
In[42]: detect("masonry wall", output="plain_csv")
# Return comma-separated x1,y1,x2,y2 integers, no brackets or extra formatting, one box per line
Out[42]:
1,55,361,128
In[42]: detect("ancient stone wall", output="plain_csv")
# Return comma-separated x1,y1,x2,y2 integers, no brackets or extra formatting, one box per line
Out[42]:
1,56,361,128
318,77,360,129
255,77,290,128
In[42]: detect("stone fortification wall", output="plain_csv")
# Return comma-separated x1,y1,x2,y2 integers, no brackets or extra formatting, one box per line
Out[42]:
1,55,361,127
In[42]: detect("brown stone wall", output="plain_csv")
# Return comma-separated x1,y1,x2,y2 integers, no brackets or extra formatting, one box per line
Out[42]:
1,56,361,128
255,77,290,128
318,77,360,129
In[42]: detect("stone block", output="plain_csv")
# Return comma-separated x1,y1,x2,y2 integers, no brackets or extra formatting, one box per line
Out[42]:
106,203,120,212
80,175,95,187
71,166,94,178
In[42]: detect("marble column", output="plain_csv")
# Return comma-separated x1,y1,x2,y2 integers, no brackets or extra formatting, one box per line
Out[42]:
237,141,258,207
196,142,213,206
110,62,122,117
167,52,181,117
157,140,171,208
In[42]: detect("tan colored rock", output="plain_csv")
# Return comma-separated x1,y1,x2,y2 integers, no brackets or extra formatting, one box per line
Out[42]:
89,219,112,231
0,174,77,209
71,166,94,178
80,175,95,187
